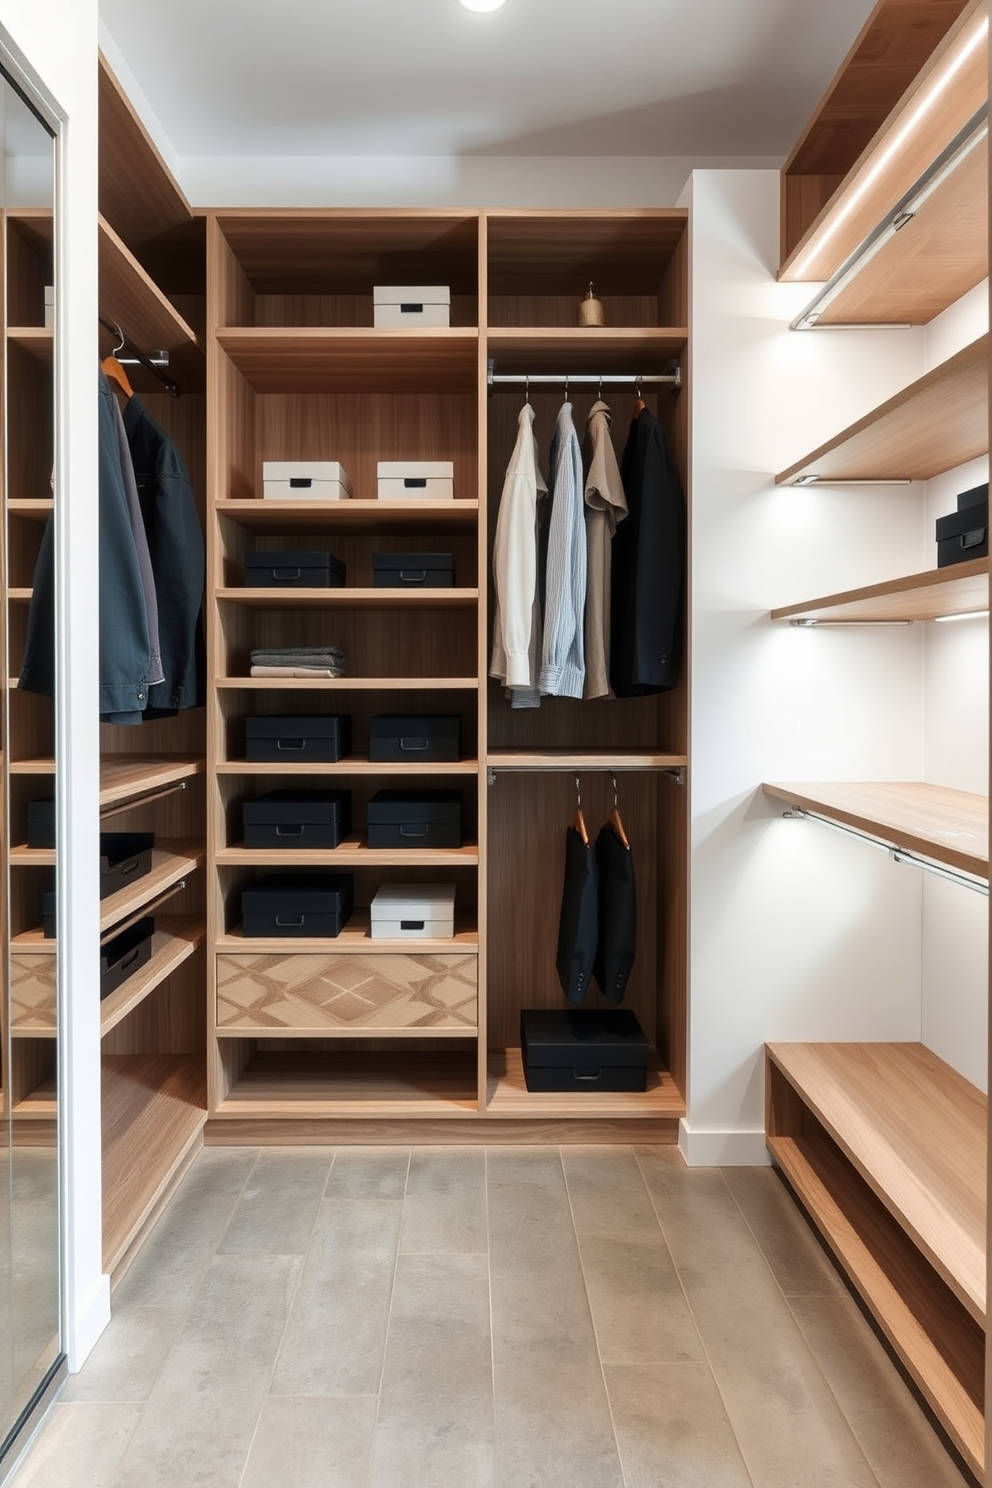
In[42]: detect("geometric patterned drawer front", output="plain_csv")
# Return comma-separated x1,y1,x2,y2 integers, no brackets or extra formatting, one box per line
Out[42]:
11,954,57,1031
216,952,477,1033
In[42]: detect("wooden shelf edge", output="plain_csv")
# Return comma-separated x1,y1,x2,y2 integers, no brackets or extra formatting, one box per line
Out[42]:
215,676,479,691
770,557,989,623
216,587,479,609
98,212,201,352
101,918,205,1037
486,1049,685,1120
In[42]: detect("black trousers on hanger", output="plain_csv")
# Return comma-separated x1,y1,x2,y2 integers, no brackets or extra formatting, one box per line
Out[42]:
593,822,637,1003
556,826,599,1004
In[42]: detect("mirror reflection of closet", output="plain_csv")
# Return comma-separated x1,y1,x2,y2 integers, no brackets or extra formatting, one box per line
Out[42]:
0,59,63,1471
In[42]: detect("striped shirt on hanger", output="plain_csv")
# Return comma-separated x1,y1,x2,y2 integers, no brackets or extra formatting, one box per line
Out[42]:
539,401,586,698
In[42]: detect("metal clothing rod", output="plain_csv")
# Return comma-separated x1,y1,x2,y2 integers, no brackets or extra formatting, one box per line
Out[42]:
487,367,681,392
100,879,187,946
487,764,685,784
99,315,181,398
782,808,988,895
100,779,188,821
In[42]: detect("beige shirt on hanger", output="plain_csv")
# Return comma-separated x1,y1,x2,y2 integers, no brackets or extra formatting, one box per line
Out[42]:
490,401,548,708
583,399,628,699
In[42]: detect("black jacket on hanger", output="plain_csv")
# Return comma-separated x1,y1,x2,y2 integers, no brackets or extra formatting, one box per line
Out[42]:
592,822,636,1003
610,406,685,695
123,394,206,716
556,825,599,1004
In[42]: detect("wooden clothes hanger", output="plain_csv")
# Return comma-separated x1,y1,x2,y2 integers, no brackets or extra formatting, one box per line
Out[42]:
101,322,133,400
609,773,630,849
573,774,589,846
633,377,645,418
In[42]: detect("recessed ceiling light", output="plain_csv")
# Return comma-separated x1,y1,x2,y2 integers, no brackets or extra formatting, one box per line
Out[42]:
459,0,508,11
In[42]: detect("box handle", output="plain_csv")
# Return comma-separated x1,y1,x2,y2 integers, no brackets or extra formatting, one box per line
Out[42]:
118,856,142,878
289,477,313,488
275,825,305,836
401,919,426,931
399,825,429,837
276,739,306,752
573,1068,603,1081
403,478,427,489
960,529,986,549
272,567,303,581
274,914,305,927
400,570,427,583
399,737,429,751
108,944,141,975
400,303,424,313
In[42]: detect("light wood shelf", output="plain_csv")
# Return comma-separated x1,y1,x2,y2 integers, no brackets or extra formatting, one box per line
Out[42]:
486,1048,685,1120
212,1050,478,1120
780,0,988,284
487,750,688,771
217,499,479,532
770,557,988,623
217,838,479,868
217,327,479,393
98,53,192,245
100,840,205,933
8,755,204,806
218,756,479,776
8,498,53,522
12,1080,56,1121
217,586,479,610
762,780,988,878
9,845,54,867
767,1042,985,1476
486,326,686,374
98,213,204,387
777,335,988,484
216,675,479,692
216,910,478,955
7,327,53,364
101,1054,206,1274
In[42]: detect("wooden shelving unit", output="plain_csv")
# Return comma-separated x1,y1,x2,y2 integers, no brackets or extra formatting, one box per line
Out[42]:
762,781,988,878
767,1043,985,1476
770,556,988,624
216,327,479,393
776,335,988,484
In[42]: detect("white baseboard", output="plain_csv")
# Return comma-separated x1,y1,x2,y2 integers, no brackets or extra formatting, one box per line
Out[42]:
66,1273,111,1372
678,1122,771,1167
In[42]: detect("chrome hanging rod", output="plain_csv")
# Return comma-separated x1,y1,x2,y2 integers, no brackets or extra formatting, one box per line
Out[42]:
782,807,988,895
487,764,685,784
487,359,681,394
791,105,988,333
99,315,180,398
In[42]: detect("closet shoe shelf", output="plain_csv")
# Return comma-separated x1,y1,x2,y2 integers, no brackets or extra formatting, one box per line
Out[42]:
486,1048,685,1120
776,335,988,484
770,556,988,624
99,841,205,933
766,1041,985,1476
212,1050,478,1120
762,781,988,878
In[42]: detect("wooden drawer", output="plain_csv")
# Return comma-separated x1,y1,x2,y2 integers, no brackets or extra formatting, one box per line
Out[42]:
11,954,57,1033
216,951,478,1034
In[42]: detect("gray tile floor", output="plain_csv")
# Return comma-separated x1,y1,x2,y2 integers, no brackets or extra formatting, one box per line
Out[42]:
10,1145,974,1488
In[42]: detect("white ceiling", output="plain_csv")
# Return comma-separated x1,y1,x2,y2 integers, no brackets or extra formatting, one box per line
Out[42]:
99,0,879,162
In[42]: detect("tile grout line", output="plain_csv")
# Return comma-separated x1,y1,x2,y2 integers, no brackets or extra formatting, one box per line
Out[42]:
484,1146,499,1488
231,1146,338,1488
720,1167,888,1488
631,1148,759,1488
365,1147,411,1488
560,1145,629,1488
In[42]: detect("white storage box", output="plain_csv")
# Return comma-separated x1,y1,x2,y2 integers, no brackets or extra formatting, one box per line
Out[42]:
373,286,450,329
377,460,454,501
371,882,456,939
262,461,353,501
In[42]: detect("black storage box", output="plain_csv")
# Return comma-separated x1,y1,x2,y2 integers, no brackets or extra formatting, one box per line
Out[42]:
241,872,354,938
243,789,352,849
956,481,989,511
936,503,988,568
372,552,455,588
27,797,55,849
368,714,460,763
366,789,463,849
521,1009,649,1093
100,832,154,900
42,889,55,939
245,714,351,763
244,549,346,588
100,917,154,1001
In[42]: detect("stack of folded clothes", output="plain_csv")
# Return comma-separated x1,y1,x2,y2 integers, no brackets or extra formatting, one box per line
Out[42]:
250,647,348,678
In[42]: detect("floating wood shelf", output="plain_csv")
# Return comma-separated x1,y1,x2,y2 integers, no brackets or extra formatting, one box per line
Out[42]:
217,586,479,610
212,1050,478,1120
101,1054,206,1275
100,840,205,933
771,557,988,623
776,336,988,484
767,1042,986,1476
216,911,478,955
99,213,204,388
217,499,479,533
780,0,987,282
487,750,688,771
762,780,988,877
486,1048,685,1121
217,838,479,868
216,675,479,692
217,756,479,776
486,327,686,375
99,53,193,246
217,327,480,393
99,755,205,809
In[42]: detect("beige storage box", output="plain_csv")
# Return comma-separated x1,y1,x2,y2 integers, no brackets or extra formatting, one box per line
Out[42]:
371,882,456,940
373,285,450,329
377,460,454,500
262,461,353,500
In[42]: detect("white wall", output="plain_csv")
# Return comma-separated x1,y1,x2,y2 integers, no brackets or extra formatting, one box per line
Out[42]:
0,0,108,1368
685,168,944,1164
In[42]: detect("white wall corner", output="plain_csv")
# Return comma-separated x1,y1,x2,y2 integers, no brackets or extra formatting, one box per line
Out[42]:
678,1121,772,1167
